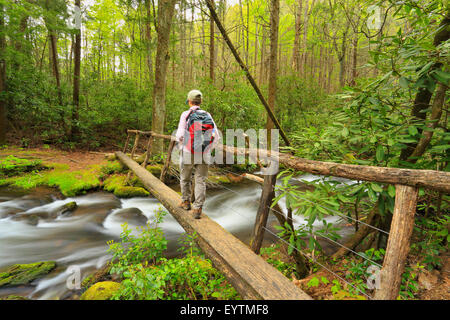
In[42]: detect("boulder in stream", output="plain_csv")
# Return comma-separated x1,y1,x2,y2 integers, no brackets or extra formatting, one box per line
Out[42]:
0,261,56,287
57,201,78,216
71,192,122,223
113,207,148,226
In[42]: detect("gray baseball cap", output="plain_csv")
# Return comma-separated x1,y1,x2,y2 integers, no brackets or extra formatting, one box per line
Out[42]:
187,89,202,102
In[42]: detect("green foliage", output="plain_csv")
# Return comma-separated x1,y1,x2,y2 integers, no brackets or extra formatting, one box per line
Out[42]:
107,210,238,300
412,214,450,270
273,171,344,252
259,244,296,277
108,209,168,277
341,248,422,300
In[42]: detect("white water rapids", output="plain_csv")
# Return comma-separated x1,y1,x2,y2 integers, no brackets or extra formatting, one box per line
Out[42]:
0,174,355,300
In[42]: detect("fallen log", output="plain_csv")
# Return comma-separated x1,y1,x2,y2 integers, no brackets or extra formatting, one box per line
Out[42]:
115,151,312,300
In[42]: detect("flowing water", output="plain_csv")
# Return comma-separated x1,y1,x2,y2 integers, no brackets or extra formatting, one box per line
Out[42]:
0,174,355,300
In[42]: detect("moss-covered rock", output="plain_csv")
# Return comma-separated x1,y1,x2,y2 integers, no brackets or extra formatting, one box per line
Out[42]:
207,175,232,185
0,156,44,178
146,164,162,176
0,295,30,300
80,281,121,300
2,165,101,197
0,261,56,287
100,161,126,176
58,201,77,215
114,186,149,198
103,175,127,193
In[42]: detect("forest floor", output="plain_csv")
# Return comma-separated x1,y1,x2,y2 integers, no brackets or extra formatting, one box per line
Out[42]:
0,145,109,171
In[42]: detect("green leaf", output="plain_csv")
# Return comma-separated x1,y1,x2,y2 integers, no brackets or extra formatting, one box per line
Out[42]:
431,69,450,85
399,77,409,89
376,145,385,162
307,277,320,288
388,185,396,198
371,183,383,193
408,126,418,136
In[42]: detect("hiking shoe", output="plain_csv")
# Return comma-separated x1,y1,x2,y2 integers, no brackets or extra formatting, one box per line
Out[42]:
179,200,191,210
193,208,202,219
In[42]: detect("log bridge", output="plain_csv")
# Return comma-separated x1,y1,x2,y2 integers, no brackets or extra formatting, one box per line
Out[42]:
118,129,450,300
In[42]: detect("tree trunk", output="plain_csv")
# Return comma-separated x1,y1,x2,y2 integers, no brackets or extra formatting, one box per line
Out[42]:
251,173,277,254
292,0,302,74
266,0,279,146
71,0,82,141
209,0,215,83
0,3,6,145
350,36,358,86
152,0,177,155
145,0,154,85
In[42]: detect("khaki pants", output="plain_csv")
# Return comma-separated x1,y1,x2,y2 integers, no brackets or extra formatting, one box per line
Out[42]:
180,151,209,209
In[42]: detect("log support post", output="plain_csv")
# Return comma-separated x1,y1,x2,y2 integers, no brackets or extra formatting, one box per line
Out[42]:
130,132,141,159
160,139,176,183
123,133,131,153
251,173,277,254
126,132,141,184
141,135,154,168
374,184,418,300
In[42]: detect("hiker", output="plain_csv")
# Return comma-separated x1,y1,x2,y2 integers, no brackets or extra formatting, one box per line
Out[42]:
176,90,218,219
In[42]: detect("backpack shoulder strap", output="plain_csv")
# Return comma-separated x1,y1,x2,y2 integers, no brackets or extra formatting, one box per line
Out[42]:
186,107,203,124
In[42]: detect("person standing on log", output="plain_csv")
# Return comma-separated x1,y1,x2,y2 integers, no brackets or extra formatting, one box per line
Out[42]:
176,90,218,219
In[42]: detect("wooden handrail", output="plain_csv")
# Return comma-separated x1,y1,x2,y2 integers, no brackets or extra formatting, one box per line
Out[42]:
128,130,450,192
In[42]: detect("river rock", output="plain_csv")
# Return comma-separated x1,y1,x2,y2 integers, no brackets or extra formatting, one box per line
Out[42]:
57,201,78,216
11,213,40,226
0,261,56,287
71,193,121,223
113,207,148,226
0,206,23,219
80,281,121,300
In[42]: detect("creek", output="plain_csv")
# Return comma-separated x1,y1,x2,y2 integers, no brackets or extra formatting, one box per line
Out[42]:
0,173,355,300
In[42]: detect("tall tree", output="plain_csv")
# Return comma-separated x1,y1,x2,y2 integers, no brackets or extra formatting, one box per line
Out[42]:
44,0,64,109
209,0,215,83
71,0,81,140
292,0,302,74
0,3,6,145
266,0,279,147
152,0,177,154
